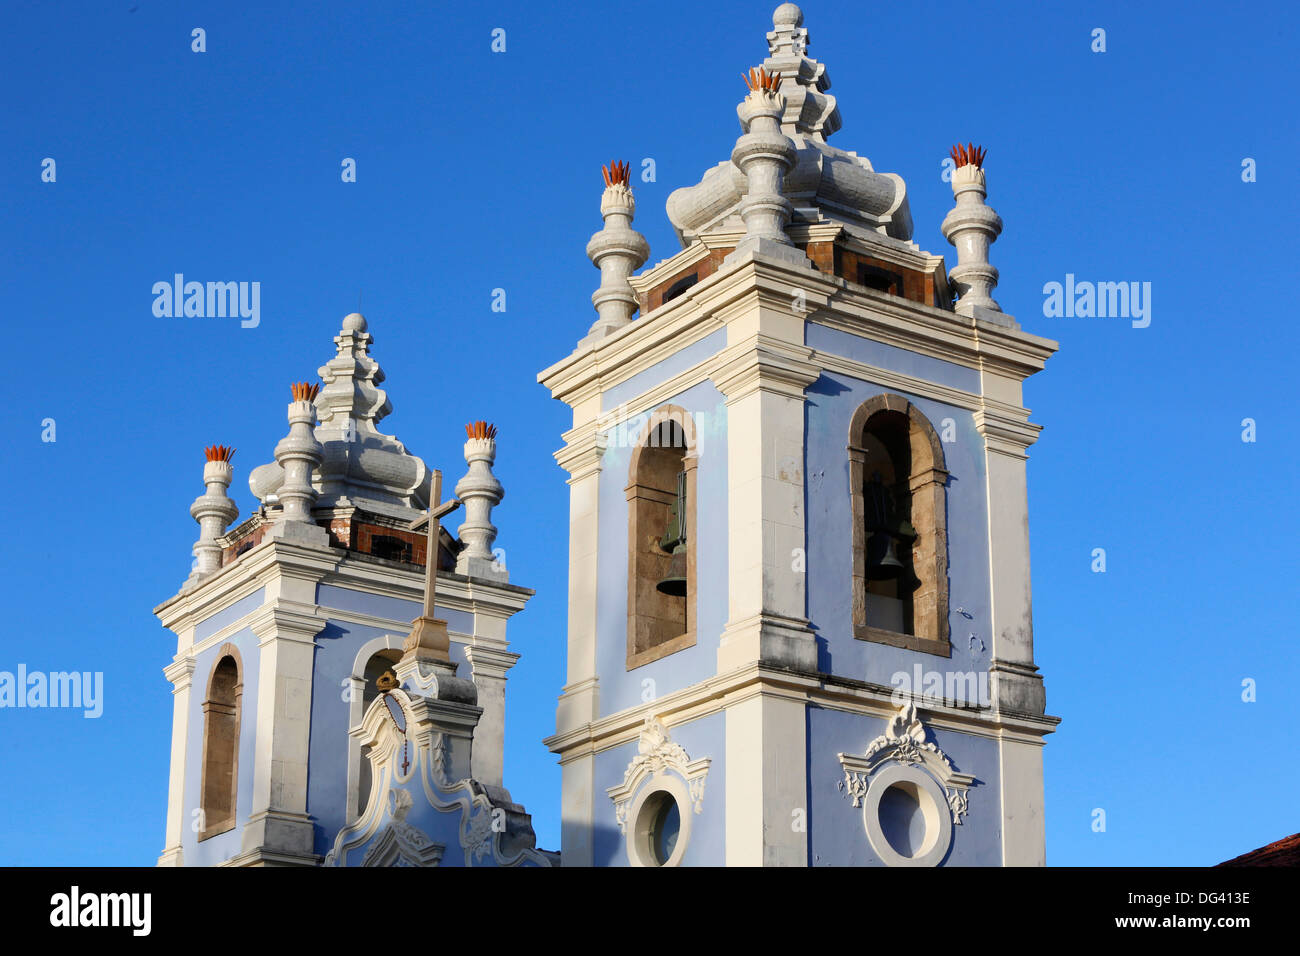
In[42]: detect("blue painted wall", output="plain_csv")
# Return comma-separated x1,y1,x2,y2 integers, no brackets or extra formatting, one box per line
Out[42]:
806,705,1002,866
601,329,726,413
595,379,728,719
590,711,726,866
316,584,473,635
306,584,473,857
804,323,994,696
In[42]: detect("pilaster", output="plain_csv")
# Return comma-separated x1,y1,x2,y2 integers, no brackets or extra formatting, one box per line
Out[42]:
240,602,324,865
711,326,821,673
463,644,520,787
158,656,196,867
974,399,1046,716
724,683,807,865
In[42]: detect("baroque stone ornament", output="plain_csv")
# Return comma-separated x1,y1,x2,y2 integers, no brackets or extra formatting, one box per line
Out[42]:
607,716,711,835
360,789,445,867
837,701,975,825
324,687,552,867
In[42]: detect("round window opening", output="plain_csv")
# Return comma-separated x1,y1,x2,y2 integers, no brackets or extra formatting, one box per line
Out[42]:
878,781,927,857
645,791,681,866
863,764,952,867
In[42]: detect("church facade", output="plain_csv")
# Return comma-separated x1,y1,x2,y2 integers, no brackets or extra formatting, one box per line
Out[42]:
156,3,1057,867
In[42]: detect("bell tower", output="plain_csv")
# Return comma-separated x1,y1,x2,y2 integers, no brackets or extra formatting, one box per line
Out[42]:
156,313,546,866
540,3,1059,867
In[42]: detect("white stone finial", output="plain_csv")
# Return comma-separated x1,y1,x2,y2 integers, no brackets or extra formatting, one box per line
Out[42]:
269,382,329,544
454,421,506,579
725,69,810,268
248,314,432,515
186,445,239,585
771,4,805,45
583,160,650,345
940,144,1004,318
762,3,839,141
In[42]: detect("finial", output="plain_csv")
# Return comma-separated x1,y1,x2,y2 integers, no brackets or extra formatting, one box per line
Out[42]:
773,2,803,28
762,2,838,140
949,143,987,169
602,161,631,188
290,381,321,402
187,443,240,586
269,380,328,543
743,67,783,94
341,311,367,333
941,144,1004,319
455,420,506,579
465,420,498,440
583,159,650,344
724,61,808,268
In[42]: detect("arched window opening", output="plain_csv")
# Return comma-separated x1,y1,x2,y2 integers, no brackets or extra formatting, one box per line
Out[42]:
358,648,403,818
199,650,242,840
627,409,698,669
850,396,950,655
859,410,920,635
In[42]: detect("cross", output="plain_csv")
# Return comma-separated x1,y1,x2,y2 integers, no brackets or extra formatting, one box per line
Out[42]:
408,470,461,620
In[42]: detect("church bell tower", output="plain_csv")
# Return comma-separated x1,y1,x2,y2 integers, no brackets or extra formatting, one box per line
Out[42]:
540,3,1059,867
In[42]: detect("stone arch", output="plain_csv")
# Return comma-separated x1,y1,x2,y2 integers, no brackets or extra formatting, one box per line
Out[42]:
199,643,243,840
626,404,699,669
848,394,950,655
346,634,405,822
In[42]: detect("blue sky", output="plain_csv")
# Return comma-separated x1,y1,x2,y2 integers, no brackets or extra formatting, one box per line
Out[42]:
1,0,1296,866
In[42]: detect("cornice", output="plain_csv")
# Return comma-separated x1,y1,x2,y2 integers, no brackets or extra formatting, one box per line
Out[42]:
248,602,327,643
543,246,1058,425
973,404,1044,455
708,333,821,401
540,252,827,410
545,662,1058,760
154,536,338,635
553,423,606,481
163,657,196,691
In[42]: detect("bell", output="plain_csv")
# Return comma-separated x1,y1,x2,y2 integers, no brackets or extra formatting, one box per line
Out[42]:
865,531,906,580
656,541,688,596
656,471,689,597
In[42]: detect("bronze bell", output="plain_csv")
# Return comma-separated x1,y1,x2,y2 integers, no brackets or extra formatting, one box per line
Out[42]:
865,530,906,580
864,473,920,590
656,471,689,597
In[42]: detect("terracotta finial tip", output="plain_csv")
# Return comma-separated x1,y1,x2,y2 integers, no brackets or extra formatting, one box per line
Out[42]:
743,66,782,93
602,160,631,188
204,445,236,463
464,420,498,441
949,143,987,169
290,382,321,402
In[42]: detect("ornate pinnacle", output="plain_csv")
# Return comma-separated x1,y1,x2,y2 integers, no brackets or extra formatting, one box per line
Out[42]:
602,160,631,188
941,142,1003,318
584,157,650,344
464,420,498,441
949,143,987,169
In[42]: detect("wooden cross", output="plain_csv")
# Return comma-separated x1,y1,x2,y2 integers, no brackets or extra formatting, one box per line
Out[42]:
408,470,461,620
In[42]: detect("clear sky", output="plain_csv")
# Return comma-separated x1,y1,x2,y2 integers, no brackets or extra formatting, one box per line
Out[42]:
1,0,1296,867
